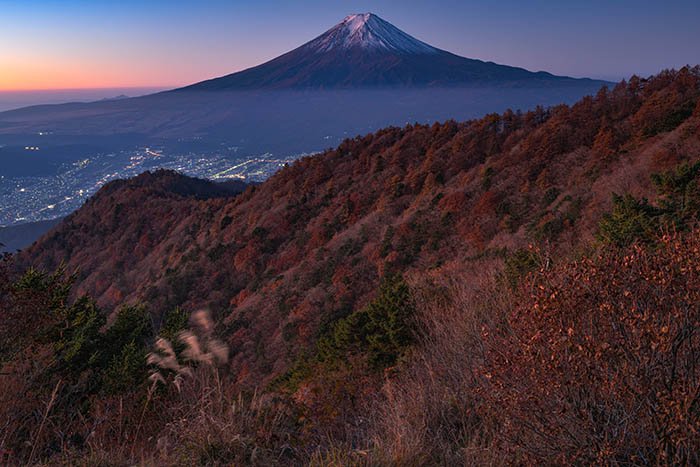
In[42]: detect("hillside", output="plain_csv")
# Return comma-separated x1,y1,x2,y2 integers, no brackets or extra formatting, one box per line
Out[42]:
21,67,700,388
3,67,700,465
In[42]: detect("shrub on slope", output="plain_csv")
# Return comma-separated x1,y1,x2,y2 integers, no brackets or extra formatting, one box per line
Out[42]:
366,229,700,465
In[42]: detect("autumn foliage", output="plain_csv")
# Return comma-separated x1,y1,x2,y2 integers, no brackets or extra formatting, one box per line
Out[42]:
3,67,700,464
488,231,700,464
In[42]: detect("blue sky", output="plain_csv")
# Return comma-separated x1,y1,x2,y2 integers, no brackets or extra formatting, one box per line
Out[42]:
1,0,699,89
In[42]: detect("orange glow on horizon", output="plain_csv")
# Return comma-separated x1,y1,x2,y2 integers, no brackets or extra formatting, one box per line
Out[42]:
0,72,178,92
0,40,255,92
0,85,175,92
0,56,186,92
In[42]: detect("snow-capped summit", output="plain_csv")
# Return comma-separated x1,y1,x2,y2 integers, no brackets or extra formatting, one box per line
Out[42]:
307,13,438,55
180,14,595,90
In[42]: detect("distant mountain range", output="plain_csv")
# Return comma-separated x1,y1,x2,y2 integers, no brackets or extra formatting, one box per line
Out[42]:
180,13,600,90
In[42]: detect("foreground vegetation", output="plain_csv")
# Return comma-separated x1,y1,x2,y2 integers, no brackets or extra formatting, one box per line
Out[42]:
3,208,699,465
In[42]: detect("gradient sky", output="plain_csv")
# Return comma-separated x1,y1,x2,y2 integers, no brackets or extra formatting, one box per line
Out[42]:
1,0,699,90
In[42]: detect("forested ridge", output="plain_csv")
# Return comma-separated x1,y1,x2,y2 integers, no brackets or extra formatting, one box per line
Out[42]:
2,67,700,464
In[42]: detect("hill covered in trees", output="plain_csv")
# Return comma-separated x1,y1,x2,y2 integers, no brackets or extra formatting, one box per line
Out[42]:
2,67,700,464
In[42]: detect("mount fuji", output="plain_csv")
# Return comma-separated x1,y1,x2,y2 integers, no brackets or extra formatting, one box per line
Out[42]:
181,13,598,90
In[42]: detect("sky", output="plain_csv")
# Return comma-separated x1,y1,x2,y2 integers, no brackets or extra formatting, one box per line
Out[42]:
1,0,699,91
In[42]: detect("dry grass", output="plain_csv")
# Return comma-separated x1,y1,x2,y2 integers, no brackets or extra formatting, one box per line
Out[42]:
140,309,299,465
362,230,700,465
27,380,61,465
357,260,512,465
9,231,700,466
29,309,300,466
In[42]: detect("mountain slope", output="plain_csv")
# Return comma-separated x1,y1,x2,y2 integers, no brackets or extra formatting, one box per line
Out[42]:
21,68,700,386
180,13,602,90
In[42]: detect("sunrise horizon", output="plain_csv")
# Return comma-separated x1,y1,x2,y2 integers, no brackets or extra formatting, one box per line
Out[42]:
2,1,698,92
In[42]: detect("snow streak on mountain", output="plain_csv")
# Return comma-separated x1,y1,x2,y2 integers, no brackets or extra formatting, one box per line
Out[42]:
306,13,438,55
